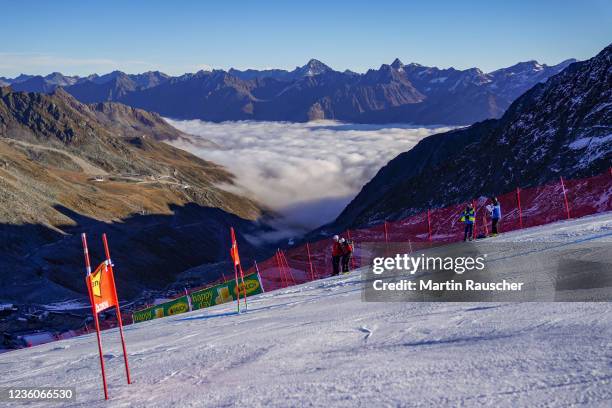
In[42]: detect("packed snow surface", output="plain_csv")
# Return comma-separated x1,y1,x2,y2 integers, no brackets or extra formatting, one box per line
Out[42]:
1,213,611,407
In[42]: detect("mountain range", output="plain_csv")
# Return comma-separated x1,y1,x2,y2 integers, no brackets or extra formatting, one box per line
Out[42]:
1,58,575,125
327,45,611,230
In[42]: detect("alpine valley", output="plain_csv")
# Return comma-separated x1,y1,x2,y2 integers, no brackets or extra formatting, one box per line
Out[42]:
0,45,610,344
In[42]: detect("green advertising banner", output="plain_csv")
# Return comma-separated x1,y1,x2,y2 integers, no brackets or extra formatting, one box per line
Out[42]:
190,273,263,311
132,295,191,323
132,273,264,323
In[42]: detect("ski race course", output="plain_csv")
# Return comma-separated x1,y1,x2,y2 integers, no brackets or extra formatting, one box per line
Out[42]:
1,213,611,407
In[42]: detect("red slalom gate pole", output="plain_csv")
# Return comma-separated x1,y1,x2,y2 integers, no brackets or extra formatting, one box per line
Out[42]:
81,233,92,276
233,261,241,313
516,187,523,229
560,176,571,219
235,229,247,309
102,233,131,385
82,233,109,400
238,263,248,310
427,209,432,242
229,227,245,312
306,242,316,281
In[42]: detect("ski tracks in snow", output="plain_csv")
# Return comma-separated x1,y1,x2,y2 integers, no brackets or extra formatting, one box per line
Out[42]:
358,326,374,343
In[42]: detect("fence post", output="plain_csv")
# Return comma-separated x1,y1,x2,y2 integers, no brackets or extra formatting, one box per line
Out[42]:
560,176,571,219
383,221,389,244
483,214,489,236
254,261,265,292
472,200,477,239
383,221,391,255
279,250,296,285
516,187,523,229
427,209,432,242
185,288,192,312
306,242,316,281
275,250,286,288
280,250,289,287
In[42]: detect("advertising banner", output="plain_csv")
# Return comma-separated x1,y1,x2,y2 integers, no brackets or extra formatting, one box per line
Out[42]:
190,273,263,311
132,295,191,323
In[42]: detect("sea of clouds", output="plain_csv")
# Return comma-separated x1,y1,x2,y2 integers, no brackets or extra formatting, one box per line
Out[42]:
167,119,453,235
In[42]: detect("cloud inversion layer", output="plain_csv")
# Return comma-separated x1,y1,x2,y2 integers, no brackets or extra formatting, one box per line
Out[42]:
167,120,453,231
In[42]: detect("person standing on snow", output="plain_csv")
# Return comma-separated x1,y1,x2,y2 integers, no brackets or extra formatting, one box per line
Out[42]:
460,203,475,241
340,237,354,273
490,197,501,236
331,235,343,276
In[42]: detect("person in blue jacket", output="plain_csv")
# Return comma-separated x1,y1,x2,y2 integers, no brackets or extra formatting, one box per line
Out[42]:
460,203,475,241
490,197,502,236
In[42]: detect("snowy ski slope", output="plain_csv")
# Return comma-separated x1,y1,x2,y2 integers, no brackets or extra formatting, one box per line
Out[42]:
1,213,611,407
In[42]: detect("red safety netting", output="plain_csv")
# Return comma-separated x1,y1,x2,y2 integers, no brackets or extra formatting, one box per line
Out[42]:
565,172,612,219
250,170,612,292
55,169,611,344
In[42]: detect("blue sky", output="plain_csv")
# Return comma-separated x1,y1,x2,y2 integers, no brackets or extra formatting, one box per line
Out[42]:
1,0,610,77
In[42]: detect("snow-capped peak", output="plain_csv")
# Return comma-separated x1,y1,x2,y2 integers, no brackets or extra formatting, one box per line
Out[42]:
391,58,405,72
296,59,333,77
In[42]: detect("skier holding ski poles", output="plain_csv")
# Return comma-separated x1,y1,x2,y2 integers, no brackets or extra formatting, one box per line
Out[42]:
460,203,475,241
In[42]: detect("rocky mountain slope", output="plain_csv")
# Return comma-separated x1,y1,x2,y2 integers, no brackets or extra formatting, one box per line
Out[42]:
328,44,611,229
2,58,574,125
87,101,188,142
0,87,266,326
